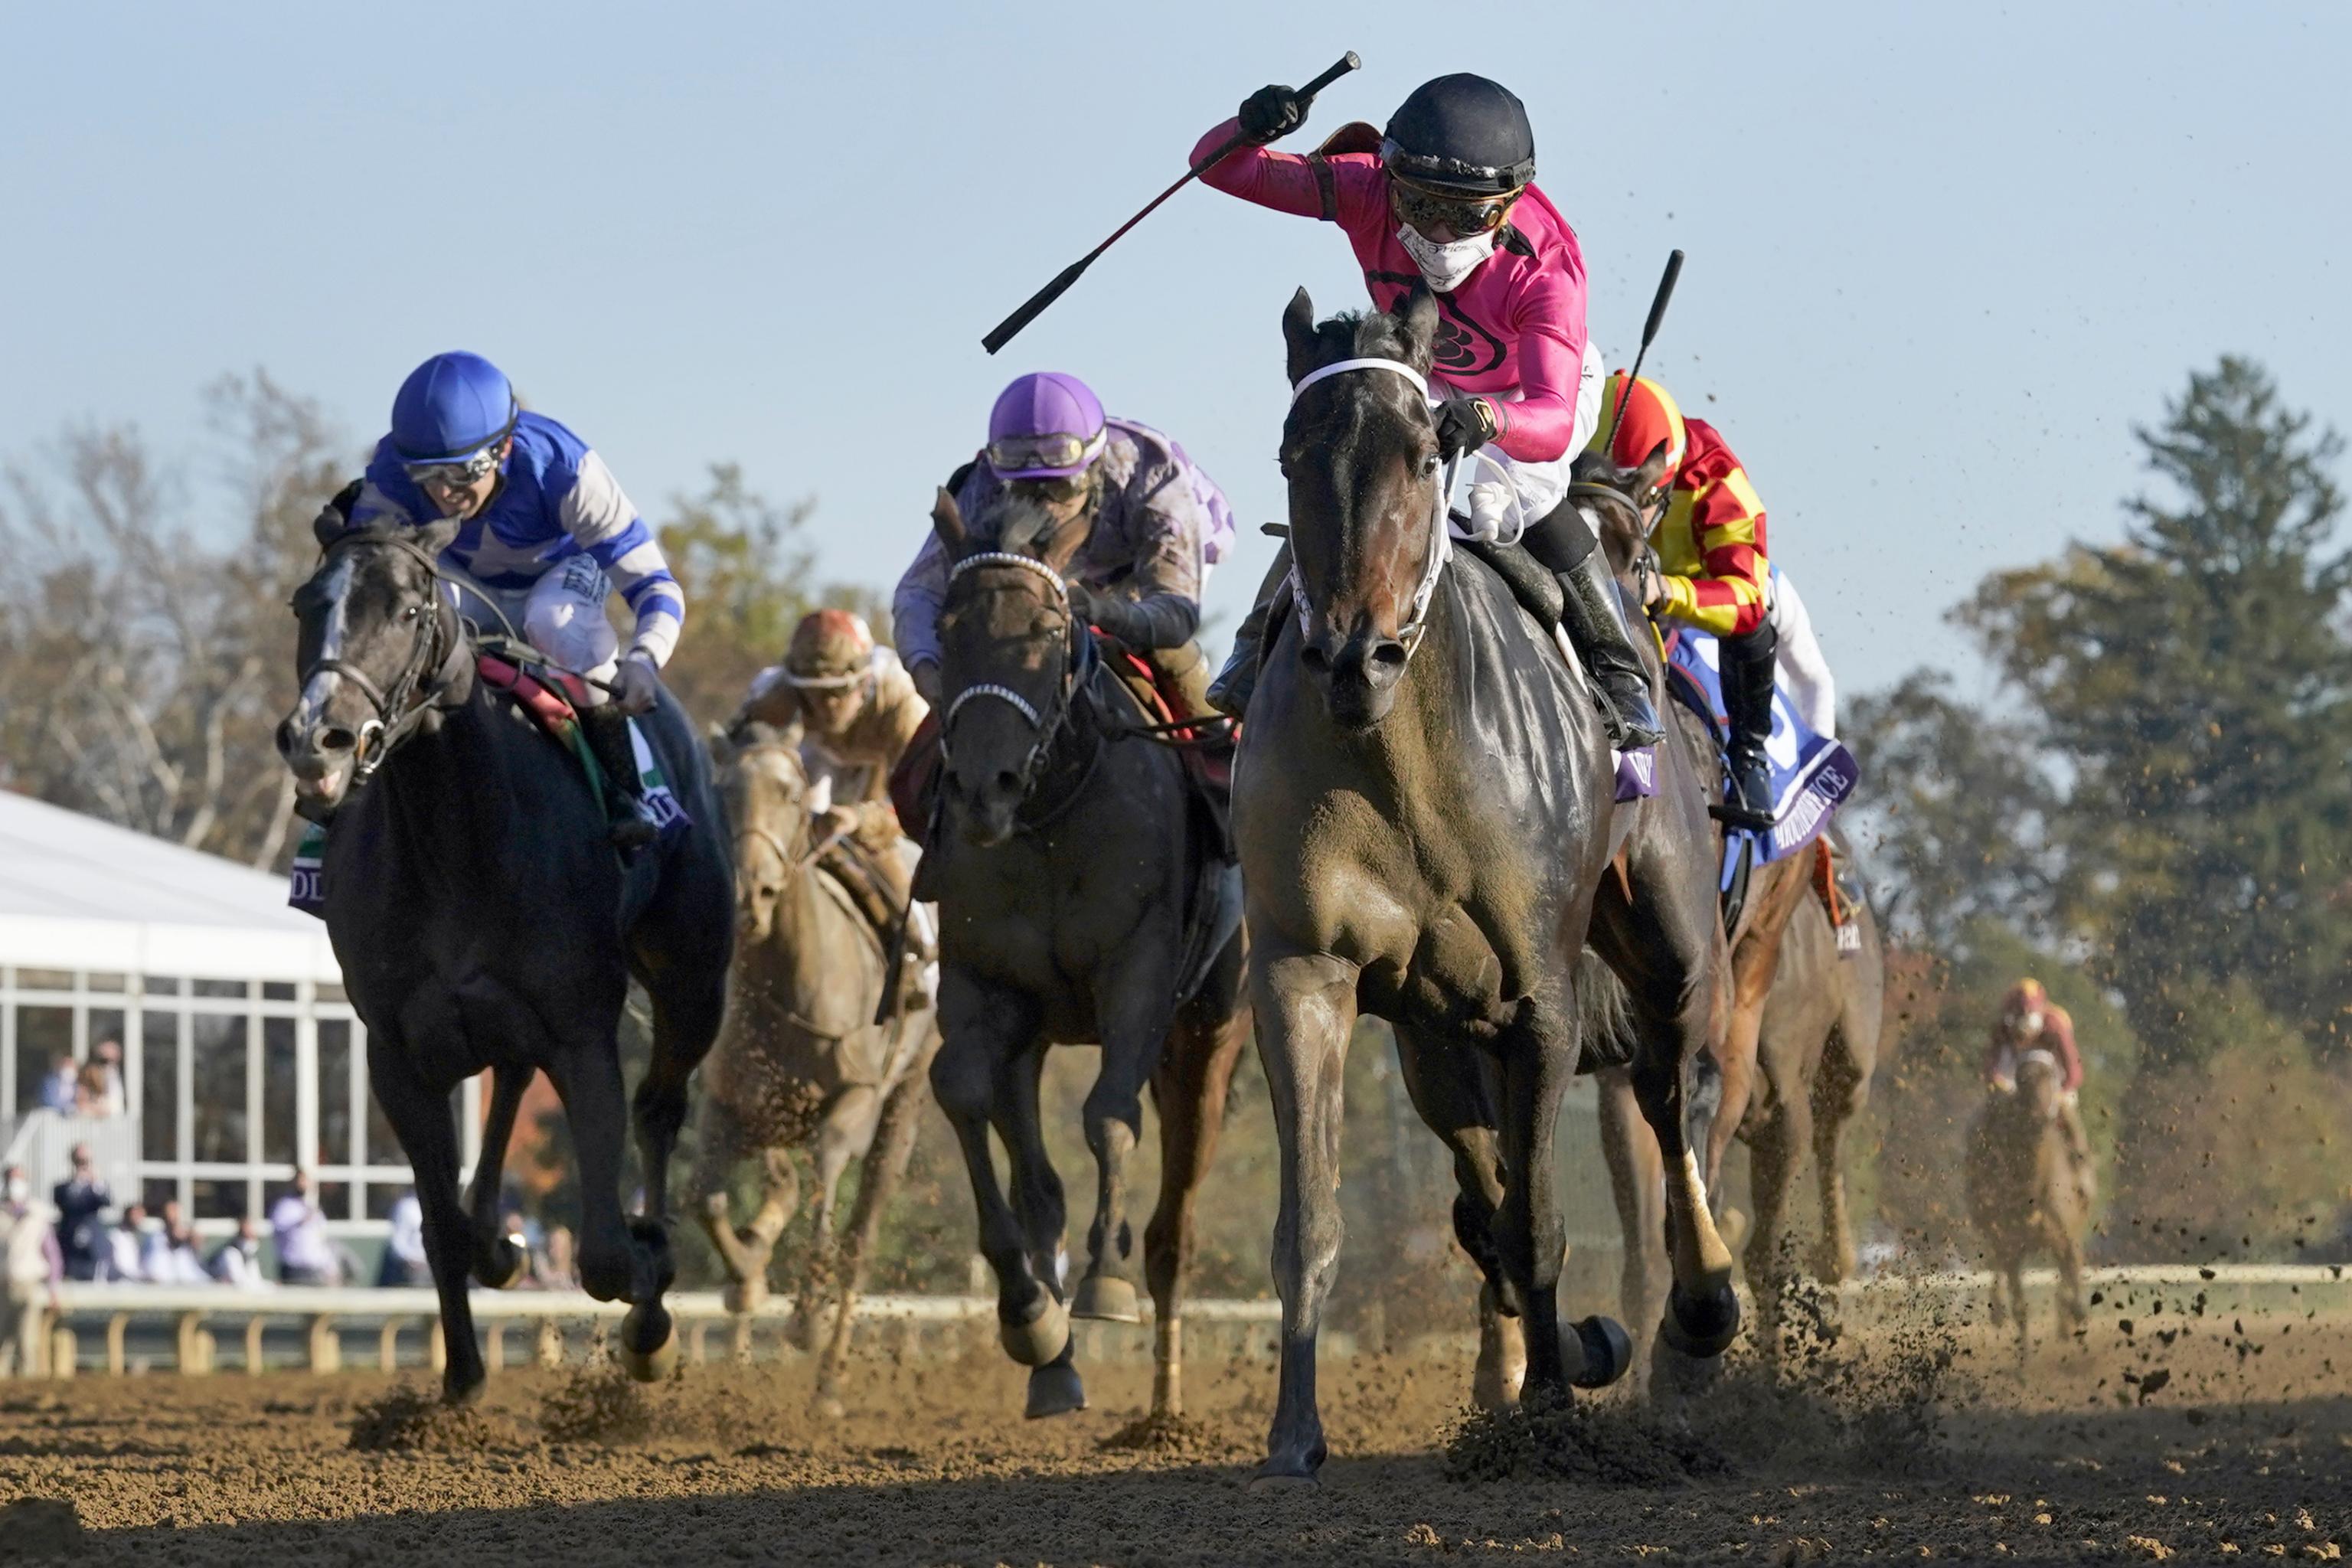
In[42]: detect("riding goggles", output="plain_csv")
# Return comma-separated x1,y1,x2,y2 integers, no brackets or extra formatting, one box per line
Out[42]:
1388,175,1520,239
402,444,504,488
985,427,1107,478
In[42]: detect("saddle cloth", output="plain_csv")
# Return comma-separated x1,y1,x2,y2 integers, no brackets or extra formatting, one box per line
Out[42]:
1662,628,1857,866
287,655,688,917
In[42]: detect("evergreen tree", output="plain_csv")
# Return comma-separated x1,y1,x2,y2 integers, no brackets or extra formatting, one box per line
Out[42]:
1956,358,2352,1063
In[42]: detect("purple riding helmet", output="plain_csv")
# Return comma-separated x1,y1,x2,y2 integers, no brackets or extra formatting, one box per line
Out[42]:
985,371,1107,481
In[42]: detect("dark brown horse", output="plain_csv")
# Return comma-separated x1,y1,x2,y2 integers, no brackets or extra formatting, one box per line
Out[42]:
1237,289,1738,1485
1967,1050,2090,1355
1567,457,1884,1367
920,488,1250,1422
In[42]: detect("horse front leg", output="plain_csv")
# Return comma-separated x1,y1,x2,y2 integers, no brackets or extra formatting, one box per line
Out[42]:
463,1065,531,1289
544,1027,674,1380
930,976,1073,1417
790,1086,877,1353
1596,1064,1670,1395
1250,948,1356,1487
367,1036,484,1403
1141,975,1250,1420
1075,947,1182,1326
1389,1024,1516,1410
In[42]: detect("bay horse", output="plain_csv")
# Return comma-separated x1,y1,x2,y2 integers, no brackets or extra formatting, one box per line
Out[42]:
1239,288,1737,1485
276,518,733,1401
694,723,940,1416
1570,455,1884,1366
921,487,1250,1422
1966,1050,2090,1356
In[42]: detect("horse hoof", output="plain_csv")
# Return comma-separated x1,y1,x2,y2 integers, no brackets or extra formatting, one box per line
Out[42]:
1070,1275,1141,1323
1661,1283,1742,1359
619,1305,678,1383
1248,1472,1319,1494
724,1277,769,1316
475,1238,528,1291
998,1289,1070,1368
1250,1443,1327,1490
1024,1361,1086,1419
1566,1315,1634,1390
812,1390,848,1422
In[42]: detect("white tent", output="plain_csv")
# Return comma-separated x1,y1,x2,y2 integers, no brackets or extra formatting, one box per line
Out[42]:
1,792,446,1235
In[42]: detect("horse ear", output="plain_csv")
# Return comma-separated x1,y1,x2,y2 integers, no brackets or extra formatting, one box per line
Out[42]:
1282,286,1319,385
706,723,736,768
1634,438,1674,498
1396,284,1441,375
930,487,968,553
415,514,465,558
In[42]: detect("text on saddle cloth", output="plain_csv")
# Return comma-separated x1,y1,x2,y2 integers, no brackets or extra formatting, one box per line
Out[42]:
286,655,690,918
1661,629,1858,868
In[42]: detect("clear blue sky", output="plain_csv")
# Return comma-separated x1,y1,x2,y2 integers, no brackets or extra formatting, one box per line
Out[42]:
4,2,2344,695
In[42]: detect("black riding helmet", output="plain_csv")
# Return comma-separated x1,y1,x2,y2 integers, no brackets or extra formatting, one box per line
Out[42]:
1381,74,1536,195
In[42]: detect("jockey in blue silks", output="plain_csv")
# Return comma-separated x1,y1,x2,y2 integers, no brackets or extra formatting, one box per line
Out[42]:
324,351,684,847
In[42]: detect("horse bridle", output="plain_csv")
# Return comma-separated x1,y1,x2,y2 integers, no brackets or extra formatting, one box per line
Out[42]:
1285,355,1452,657
938,549,1083,780
298,531,462,786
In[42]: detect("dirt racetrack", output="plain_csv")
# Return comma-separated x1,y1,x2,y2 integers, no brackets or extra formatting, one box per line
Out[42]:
4,1297,2349,1566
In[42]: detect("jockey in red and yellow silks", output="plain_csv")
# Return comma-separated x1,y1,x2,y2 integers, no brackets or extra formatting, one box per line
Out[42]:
1592,373,1779,825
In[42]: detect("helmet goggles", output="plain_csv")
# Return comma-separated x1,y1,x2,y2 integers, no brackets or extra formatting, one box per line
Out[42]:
402,443,505,489
1387,170,1521,238
985,427,1106,479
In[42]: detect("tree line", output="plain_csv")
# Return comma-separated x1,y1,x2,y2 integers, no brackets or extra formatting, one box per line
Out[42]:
1853,357,2352,1262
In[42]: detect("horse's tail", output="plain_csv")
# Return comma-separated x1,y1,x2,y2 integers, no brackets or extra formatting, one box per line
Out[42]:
1569,948,1636,1070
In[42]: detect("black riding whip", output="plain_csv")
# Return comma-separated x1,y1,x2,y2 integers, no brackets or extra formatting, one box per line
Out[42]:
1605,249,1685,448
981,51,1362,354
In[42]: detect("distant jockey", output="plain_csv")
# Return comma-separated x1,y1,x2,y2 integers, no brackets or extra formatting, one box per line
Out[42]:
1194,72,1661,752
894,371,1235,725
323,351,682,849
1588,371,1791,826
1984,978,2094,1198
732,608,931,929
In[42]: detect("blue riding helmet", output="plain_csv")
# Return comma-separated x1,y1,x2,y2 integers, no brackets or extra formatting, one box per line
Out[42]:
390,351,519,464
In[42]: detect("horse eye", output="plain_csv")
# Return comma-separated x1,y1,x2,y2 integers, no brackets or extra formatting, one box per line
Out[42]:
1421,453,1442,476
402,604,422,622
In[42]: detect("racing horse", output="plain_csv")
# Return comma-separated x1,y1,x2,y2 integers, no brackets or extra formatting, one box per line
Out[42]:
920,486,1250,1423
693,723,940,1417
1966,1049,2090,1357
1239,288,1738,1485
1571,456,1884,1367
276,518,733,1402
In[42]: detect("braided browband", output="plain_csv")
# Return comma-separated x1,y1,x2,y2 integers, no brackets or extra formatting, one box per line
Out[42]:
948,550,1067,598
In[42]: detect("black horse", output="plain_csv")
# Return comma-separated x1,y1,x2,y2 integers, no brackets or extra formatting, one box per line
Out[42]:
919,488,1251,1423
276,518,733,1401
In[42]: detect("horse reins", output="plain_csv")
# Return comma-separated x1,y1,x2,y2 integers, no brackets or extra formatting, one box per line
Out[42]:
299,532,463,786
1286,355,1452,656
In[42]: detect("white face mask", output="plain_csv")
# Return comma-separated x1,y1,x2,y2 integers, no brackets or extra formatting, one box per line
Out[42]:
5,1178,28,1204
1396,224,1498,293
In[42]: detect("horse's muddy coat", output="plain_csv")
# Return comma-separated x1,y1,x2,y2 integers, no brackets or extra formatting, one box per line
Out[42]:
7,1308,2350,1565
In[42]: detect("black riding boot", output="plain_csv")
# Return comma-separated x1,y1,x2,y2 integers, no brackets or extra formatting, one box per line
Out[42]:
1523,499,1663,750
1717,623,1779,829
1207,541,1295,720
580,704,658,852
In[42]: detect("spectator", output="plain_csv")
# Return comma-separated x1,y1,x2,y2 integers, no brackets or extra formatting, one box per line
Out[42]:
99,1203,149,1282
3,1164,64,1377
501,1212,544,1290
38,1054,79,1116
377,1187,427,1287
535,1223,578,1290
270,1170,337,1286
89,1039,127,1118
140,1200,209,1285
51,1145,111,1282
210,1217,267,1289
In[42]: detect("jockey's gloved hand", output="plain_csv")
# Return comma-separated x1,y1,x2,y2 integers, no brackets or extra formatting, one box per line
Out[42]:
1238,84,1308,145
908,658,942,708
1066,582,1148,647
610,655,662,717
1434,396,1498,461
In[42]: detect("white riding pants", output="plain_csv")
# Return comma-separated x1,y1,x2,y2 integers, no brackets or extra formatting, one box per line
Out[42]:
444,556,620,707
1441,338,1607,545
1767,566,1837,740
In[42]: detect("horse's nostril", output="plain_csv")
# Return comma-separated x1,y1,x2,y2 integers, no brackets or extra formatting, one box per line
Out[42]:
318,727,357,755
992,769,1021,796
1370,641,1409,670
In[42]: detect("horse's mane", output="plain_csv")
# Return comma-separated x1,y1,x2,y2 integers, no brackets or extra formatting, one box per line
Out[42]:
1302,307,1423,368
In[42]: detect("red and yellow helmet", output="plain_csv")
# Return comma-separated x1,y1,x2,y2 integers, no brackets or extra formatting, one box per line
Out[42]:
1590,372,1689,487
784,609,875,689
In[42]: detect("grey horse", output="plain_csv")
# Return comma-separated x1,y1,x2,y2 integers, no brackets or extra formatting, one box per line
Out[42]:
276,518,733,1400
694,722,940,1416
